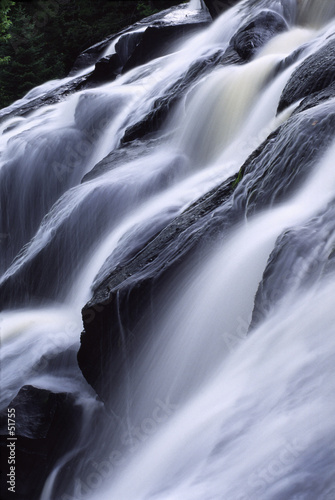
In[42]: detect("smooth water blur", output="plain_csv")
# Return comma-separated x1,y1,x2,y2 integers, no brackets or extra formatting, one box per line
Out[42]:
297,0,335,27
1,0,335,499
96,277,335,500
85,124,335,500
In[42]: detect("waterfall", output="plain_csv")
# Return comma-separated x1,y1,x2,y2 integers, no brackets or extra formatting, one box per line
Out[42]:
297,0,335,27
1,1,335,499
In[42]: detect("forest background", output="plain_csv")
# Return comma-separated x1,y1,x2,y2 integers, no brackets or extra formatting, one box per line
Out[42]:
0,0,183,108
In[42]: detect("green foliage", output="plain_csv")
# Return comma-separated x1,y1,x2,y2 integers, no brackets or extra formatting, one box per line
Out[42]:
137,1,158,17
232,166,245,188
0,0,14,38
0,0,183,109
0,0,14,64
0,3,65,106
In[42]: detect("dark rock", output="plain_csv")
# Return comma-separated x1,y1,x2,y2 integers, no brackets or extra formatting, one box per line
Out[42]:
122,23,210,73
250,201,335,329
203,0,238,19
69,2,211,77
293,80,335,114
81,137,163,183
272,43,309,84
240,108,335,215
0,386,82,500
122,47,243,143
278,39,335,113
0,75,89,124
85,53,122,85
78,99,335,407
78,174,238,404
115,31,144,66
69,36,115,76
230,10,288,61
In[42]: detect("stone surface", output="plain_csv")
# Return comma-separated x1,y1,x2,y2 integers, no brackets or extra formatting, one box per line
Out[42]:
0,386,82,500
85,53,122,85
78,97,335,407
278,39,335,113
203,0,238,19
230,10,288,61
122,22,210,73
122,47,243,143
250,201,335,329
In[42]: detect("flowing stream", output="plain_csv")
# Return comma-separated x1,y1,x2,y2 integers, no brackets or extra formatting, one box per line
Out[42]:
1,1,335,499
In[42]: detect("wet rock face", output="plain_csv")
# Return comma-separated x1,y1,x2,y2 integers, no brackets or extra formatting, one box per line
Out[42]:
250,202,335,330
230,10,288,61
0,386,82,500
0,75,88,125
121,47,243,144
85,53,122,85
122,23,210,72
78,96,335,408
121,11,289,144
87,22,211,85
69,37,115,76
278,39,335,113
78,174,238,405
203,0,238,19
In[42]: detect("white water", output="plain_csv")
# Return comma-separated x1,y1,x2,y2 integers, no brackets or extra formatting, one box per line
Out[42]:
1,1,335,499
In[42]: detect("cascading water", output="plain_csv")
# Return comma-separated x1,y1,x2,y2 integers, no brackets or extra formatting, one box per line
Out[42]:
1,1,335,499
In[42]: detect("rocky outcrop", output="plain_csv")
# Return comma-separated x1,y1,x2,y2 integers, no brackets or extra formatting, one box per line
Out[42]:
122,23,209,72
250,202,335,329
121,10,289,144
78,96,335,407
293,80,335,114
121,46,242,143
230,10,288,61
69,36,116,76
84,53,122,85
0,386,82,500
85,20,212,86
78,174,238,404
203,0,238,19
0,4,211,124
278,39,335,113
0,75,88,125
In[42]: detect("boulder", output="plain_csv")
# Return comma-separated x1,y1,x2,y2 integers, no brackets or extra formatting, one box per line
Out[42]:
293,81,335,114
0,386,82,500
278,39,335,113
250,201,335,330
78,174,238,405
230,10,288,61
